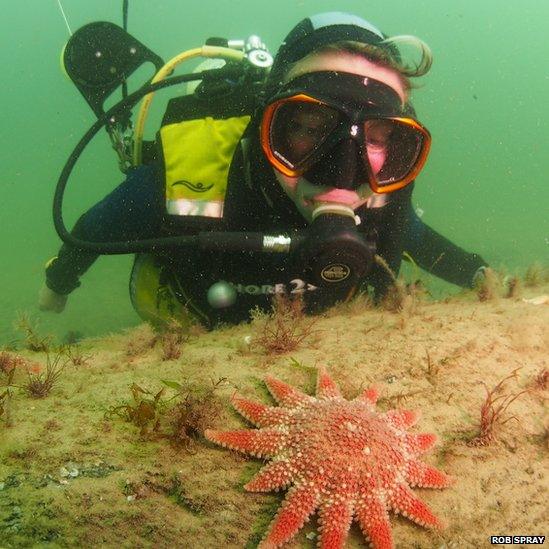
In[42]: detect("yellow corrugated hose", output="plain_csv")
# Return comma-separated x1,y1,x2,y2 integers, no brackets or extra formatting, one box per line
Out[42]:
132,45,245,166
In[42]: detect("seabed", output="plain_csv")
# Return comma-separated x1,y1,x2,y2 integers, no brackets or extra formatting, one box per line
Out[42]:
0,281,547,548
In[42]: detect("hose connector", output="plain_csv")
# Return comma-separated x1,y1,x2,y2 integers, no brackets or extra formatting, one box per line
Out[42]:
228,35,273,70
262,234,292,253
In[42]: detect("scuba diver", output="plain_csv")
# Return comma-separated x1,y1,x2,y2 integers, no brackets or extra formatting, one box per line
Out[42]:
40,11,488,330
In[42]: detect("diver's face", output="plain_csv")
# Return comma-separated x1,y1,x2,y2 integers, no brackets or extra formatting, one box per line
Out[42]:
273,51,407,222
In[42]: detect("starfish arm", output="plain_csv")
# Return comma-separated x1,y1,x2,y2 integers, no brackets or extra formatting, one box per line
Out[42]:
405,461,454,488
383,409,420,429
390,485,443,529
317,498,354,549
204,428,286,458
231,394,291,427
354,386,380,405
258,483,319,548
316,367,342,399
244,459,297,492
355,498,394,549
265,376,312,407
405,432,437,454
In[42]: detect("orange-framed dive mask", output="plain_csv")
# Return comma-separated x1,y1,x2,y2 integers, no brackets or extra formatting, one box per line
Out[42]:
261,71,431,194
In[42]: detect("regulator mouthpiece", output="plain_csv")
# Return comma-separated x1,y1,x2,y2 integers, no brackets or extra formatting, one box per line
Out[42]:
292,210,376,290
311,203,357,222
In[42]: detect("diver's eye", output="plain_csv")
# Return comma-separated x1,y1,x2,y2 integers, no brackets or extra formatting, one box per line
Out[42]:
365,137,387,151
288,120,323,137
364,119,393,150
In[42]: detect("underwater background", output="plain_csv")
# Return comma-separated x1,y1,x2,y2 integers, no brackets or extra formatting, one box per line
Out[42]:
1,0,547,344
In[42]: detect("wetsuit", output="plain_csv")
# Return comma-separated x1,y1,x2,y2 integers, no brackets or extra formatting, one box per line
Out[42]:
45,127,486,328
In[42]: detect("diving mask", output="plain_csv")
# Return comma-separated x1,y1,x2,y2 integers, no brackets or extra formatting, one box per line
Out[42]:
261,71,431,193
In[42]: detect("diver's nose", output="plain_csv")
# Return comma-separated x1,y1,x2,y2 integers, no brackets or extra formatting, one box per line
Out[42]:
304,137,368,190
329,139,366,190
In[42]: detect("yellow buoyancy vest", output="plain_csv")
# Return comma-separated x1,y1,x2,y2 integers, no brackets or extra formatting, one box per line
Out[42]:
159,100,250,221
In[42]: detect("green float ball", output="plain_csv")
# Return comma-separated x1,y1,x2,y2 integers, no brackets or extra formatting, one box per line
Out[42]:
207,281,237,309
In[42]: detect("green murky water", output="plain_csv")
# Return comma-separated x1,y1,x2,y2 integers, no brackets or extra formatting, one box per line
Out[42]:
1,0,547,343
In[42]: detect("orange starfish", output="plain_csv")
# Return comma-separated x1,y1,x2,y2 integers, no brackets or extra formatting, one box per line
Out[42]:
206,368,452,549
